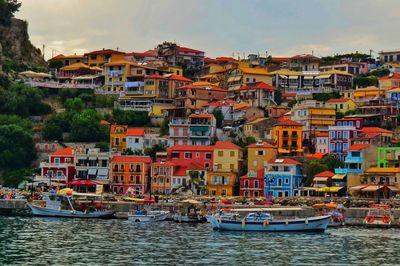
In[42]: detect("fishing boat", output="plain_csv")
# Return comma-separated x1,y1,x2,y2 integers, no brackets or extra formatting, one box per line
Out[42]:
209,209,331,232
173,199,206,223
364,204,392,227
173,212,204,223
27,189,114,218
128,209,170,222
313,203,345,227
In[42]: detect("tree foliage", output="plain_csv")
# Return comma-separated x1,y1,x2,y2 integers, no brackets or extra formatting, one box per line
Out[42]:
48,60,64,70
0,0,21,26
212,109,224,128
303,155,344,186
274,89,282,105
112,109,150,126
64,97,84,112
159,119,169,137
69,109,107,142
313,91,341,102
144,144,166,159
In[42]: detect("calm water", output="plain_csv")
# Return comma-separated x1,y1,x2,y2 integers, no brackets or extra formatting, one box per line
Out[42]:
0,217,399,265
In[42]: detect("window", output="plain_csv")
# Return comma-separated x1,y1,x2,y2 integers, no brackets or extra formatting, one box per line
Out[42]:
218,151,223,157
205,153,212,159
278,178,282,186
343,121,347,126
221,189,227,196
244,180,249,188
331,144,335,151
56,171,63,177
254,180,259,188
343,131,348,139
172,152,180,158
54,158,60,165
244,191,250,197
153,177,157,183
130,175,134,182
160,167,164,175
135,138,139,143
173,178,176,184
136,176,140,184
230,164,234,170
253,160,257,167
284,178,289,184
331,131,335,138
257,150,264,156
284,191,289,197
283,166,289,172
343,143,348,151
205,163,210,169
166,167,170,176
166,178,170,183
230,151,235,157
337,122,342,126
196,152,200,158
218,164,222,170
184,152,192,159
254,191,259,197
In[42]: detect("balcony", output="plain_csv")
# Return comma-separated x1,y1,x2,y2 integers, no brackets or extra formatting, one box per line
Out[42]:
334,168,362,174
108,70,123,77
40,162,73,168
105,81,123,86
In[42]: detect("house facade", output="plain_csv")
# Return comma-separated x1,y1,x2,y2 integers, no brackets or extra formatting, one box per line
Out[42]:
40,147,76,183
126,128,145,152
265,159,303,197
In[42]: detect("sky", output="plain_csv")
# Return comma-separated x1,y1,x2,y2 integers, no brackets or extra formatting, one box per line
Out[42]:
17,0,400,60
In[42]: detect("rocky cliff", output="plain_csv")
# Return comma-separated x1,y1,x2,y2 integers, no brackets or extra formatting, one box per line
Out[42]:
0,18,46,72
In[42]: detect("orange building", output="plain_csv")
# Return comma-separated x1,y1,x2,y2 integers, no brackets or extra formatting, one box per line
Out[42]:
110,125,128,153
272,120,303,156
84,48,126,68
151,161,175,194
110,156,152,194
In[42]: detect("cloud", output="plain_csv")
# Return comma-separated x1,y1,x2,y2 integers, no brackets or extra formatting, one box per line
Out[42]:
17,0,400,59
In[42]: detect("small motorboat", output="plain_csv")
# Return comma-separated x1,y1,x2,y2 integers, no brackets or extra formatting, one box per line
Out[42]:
313,203,345,227
27,190,114,218
128,209,170,222
209,211,331,232
364,204,392,227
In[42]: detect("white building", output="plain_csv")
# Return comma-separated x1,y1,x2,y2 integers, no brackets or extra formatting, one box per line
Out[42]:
126,128,145,152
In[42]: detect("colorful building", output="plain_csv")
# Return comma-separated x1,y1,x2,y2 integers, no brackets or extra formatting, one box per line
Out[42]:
326,98,357,113
110,125,128,153
328,120,358,161
188,113,216,146
48,54,87,68
126,128,145,152
110,156,152,194
247,141,277,172
40,147,76,183
379,73,400,90
272,120,303,156
227,67,271,91
240,169,265,197
312,171,334,188
151,161,175,194
315,132,329,153
84,48,126,68
234,81,276,107
264,158,303,198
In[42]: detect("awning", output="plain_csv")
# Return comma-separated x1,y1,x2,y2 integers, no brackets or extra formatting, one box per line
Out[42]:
67,180,98,185
328,186,343,193
316,187,330,193
88,168,97,176
288,76,298,79
349,185,367,191
228,76,241,82
361,185,381,192
303,76,314,80
387,186,400,192
318,74,332,79
279,75,288,79
190,126,209,132
97,168,109,177
332,174,346,180
316,186,343,193
314,177,329,182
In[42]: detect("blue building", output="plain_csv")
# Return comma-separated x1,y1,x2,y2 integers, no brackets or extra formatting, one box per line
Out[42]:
265,158,303,198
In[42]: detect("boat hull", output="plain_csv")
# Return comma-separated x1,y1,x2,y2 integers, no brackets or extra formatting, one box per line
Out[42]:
173,214,204,223
209,215,331,232
128,211,169,222
27,203,114,218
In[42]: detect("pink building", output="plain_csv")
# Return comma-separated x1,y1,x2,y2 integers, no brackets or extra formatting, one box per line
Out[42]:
40,147,76,183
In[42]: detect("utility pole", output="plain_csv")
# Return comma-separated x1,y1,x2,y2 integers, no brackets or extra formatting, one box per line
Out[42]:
42,44,45,59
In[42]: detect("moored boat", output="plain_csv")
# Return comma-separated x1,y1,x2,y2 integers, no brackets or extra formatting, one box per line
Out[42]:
313,203,345,227
173,213,204,223
128,210,170,222
209,211,331,232
27,189,114,218
364,204,392,227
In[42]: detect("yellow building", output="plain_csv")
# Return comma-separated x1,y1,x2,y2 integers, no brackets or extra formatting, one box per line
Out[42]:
227,67,272,90
353,86,387,104
272,120,303,156
168,66,184,76
84,48,126,68
207,141,242,196
110,125,128,153
247,141,277,172
326,98,357,113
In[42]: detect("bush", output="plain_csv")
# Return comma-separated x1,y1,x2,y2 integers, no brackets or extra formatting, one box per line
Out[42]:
0,0,21,26
95,142,110,152
95,95,116,108
112,109,150,126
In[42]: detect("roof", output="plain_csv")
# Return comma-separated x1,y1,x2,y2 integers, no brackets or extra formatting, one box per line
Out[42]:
126,52,157,57
282,92,296,97
361,127,392,134
291,54,319,59
233,102,250,111
49,54,85,61
60,63,90,71
366,167,400,173
247,142,276,148
105,60,138,67
271,57,290,62
126,128,145,137
151,161,175,167
320,70,353,77
85,48,125,55
146,74,165,79
111,156,152,163
326,98,353,103
269,69,302,76
50,147,74,157
110,125,128,134
188,113,214,119
315,171,335,178
239,81,276,91
100,120,110,125
315,132,329,137
246,117,267,125
267,158,301,165
176,46,204,54
214,141,241,150
239,67,269,75
216,57,237,62
240,168,264,179
306,152,328,159
168,145,214,152
274,120,302,126
169,75,193,82
177,85,227,92
348,144,370,151
379,73,400,80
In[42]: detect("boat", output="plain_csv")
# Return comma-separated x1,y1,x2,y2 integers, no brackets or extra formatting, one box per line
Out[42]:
173,212,205,223
128,209,170,222
364,204,392,227
27,190,114,218
313,203,345,227
209,211,331,232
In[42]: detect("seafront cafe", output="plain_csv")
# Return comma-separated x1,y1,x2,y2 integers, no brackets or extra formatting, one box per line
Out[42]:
349,184,399,199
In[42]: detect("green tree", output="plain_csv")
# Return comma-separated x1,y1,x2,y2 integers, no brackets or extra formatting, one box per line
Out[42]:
212,109,224,128
64,97,84,112
144,144,166,159
303,160,329,186
95,142,110,152
42,119,63,140
321,155,344,171
3,168,33,188
112,109,150,126
95,95,116,108
336,112,345,119
69,109,106,142
274,89,282,105
287,99,297,108
0,0,21,26
48,60,64,70
0,124,36,170
159,119,169,136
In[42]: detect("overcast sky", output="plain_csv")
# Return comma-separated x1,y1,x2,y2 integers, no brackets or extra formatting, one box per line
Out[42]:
18,0,400,60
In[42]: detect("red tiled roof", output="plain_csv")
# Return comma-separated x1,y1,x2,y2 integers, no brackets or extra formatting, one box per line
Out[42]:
216,57,237,62
379,73,400,80
348,144,370,151
316,132,328,137
272,57,290,62
177,85,227,92
177,46,204,54
169,75,193,82
214,141,241,150
361,127,392,134
50,147,74,157
291,54,319,59
84,48,125,55
267,158,301,165
315,170,334,177
326,98,353,103
282,93,296,97
247,142,276,148
126,52,157,57
112,156,152,163
127,128,145,136
278,115,291,122
189,113,214,119
239,81,276,91
49,54,65,60
100,120,110,125
306,152,328,160
168,145,214,152
274,120,302,126
146,74,165,79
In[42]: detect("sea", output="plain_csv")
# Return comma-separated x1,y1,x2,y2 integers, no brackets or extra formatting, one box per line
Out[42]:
0,216,399,265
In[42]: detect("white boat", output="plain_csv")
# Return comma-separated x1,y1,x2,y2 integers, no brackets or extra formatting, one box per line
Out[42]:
27,191,114,218
128,210,170,222
173,213,204,223
209,212,331,232
364,204,392,227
